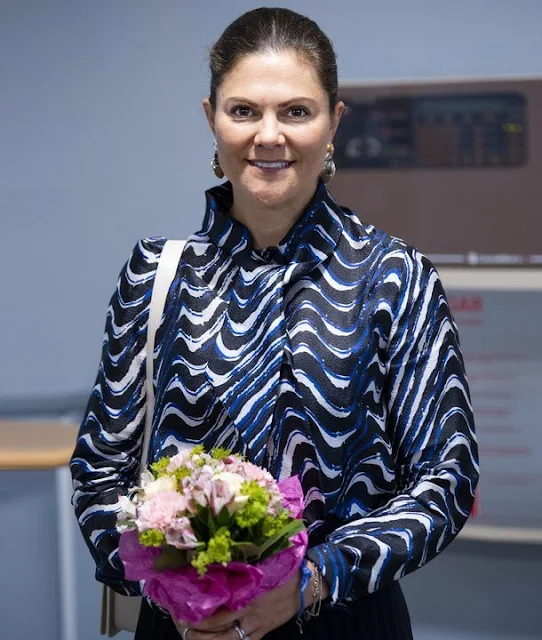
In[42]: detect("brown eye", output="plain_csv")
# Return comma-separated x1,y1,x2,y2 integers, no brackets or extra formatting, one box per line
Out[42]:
231,106,253,118
289,106,309,118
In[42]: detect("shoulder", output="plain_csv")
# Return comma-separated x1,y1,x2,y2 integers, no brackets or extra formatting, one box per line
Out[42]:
112,237,168,304
124,237,168,275
338,205,438,280
103,238,173,332
119,237,168,280
335,207,447,326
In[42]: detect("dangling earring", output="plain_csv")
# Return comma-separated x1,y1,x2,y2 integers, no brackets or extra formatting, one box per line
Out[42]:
320,143,336,183
211,138,224,179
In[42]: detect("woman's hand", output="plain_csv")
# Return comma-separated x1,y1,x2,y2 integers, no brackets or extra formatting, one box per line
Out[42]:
174,565,304,640
174,561,330,640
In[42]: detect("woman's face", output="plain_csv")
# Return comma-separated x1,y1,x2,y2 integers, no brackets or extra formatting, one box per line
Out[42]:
203,50,344,211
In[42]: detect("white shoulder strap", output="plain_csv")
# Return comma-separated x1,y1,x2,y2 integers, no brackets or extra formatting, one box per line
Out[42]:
140,240,186,472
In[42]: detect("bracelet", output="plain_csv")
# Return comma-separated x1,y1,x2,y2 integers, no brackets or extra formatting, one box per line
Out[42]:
297,560,312,623
296,560,323,634
305,562,322,620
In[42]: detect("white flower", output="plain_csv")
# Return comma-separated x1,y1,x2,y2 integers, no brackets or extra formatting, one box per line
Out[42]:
140,470,155,487
143,474,176,498
213,471,243,492
213,472,249,514
167,449,193,471
117,495,137,519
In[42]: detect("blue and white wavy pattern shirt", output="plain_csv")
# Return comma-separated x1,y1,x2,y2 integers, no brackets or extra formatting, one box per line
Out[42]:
70,180,479,602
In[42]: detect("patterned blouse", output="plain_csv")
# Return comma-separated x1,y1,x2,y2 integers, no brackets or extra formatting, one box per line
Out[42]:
70,180,479,603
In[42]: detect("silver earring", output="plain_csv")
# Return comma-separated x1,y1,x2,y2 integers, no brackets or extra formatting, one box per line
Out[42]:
211,138,224,179
320,143,336,183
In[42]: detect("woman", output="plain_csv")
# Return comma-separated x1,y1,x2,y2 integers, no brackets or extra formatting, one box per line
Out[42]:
70,8,479,640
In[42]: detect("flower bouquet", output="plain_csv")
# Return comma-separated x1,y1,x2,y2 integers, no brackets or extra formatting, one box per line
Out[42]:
117,446,308,624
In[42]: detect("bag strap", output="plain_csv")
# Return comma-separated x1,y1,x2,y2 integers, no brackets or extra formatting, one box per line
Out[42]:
140,239,186,472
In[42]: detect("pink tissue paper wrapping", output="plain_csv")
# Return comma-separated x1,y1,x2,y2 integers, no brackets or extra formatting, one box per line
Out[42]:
119,475,308,624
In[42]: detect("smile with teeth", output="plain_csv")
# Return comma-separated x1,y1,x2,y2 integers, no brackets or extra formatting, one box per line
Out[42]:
249,160,293,169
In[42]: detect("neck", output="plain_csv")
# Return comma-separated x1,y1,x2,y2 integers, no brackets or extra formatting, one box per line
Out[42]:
230,182,318,250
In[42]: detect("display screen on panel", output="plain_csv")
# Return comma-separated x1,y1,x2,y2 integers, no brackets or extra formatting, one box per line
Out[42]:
332,77,542,268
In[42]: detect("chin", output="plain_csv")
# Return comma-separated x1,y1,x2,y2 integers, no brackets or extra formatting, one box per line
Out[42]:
243,177,298,208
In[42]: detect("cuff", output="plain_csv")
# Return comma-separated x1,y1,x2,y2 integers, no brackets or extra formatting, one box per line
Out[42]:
305,542,352,603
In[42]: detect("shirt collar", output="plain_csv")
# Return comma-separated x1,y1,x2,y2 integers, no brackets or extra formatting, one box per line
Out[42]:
199,180,344,271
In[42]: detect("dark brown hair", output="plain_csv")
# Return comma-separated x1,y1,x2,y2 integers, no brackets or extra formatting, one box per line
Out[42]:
209,7,338,112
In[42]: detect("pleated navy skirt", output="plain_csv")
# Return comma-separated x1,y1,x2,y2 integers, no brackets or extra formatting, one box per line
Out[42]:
134,582,413,640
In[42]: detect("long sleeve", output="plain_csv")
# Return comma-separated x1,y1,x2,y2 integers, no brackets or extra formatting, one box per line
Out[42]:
70,238,165,595
306,247,479,602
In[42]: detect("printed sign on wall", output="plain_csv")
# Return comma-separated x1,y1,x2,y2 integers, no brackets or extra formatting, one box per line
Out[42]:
449,290,542,529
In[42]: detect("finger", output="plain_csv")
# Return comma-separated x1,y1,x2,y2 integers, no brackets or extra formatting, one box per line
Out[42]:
194,610,245,632
231,619,259,640
192,622,234,634
207,623,257,640
174,621,229,638
177,628,228,640
173,625,194,640
193,618,259,640
182,629,235,640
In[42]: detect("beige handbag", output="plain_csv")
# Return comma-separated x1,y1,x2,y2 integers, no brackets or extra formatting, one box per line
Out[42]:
100,240,186,636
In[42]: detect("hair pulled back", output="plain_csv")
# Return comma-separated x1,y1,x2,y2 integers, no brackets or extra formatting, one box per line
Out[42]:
209,7,338,112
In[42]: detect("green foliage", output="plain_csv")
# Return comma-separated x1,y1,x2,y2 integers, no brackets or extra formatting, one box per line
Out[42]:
150,458,170,478
191,527,233,575
138,529,166,547
253,518,304,559
210,447,231,460
130,446,307,576
172,467,191,487
153,546,188,571
262,510,290,537
191,444,205,457
235,481,269,528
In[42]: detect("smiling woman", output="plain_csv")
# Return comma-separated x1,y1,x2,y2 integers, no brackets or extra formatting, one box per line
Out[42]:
203,50,344,250
70,7,478,640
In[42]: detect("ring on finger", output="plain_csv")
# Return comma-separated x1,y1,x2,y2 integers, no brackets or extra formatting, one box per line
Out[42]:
234,624,250,640
181,628,191,640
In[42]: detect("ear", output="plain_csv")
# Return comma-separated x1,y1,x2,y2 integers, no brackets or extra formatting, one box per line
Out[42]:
330,100,346,139
202,97,216,136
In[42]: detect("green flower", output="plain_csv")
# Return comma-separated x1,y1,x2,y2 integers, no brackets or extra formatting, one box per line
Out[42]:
190,444,210,467
138,529,166,547
210,447,231,460
208,527,233,562
191,444,205,457
235,481,269,528
191,527,232,575
172,467,191,487
262,510,290,538
150,458,170,478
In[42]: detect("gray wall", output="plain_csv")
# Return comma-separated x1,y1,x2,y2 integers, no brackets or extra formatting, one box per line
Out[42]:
3,0,542,401
1,2,541,639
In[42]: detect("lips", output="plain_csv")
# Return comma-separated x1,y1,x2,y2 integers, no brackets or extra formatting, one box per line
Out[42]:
248,160,294,169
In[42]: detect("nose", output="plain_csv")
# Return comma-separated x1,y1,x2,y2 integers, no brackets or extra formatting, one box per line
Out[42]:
254,113,285,148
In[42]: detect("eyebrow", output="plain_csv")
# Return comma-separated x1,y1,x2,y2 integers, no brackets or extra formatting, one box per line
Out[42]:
223,96,318,107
